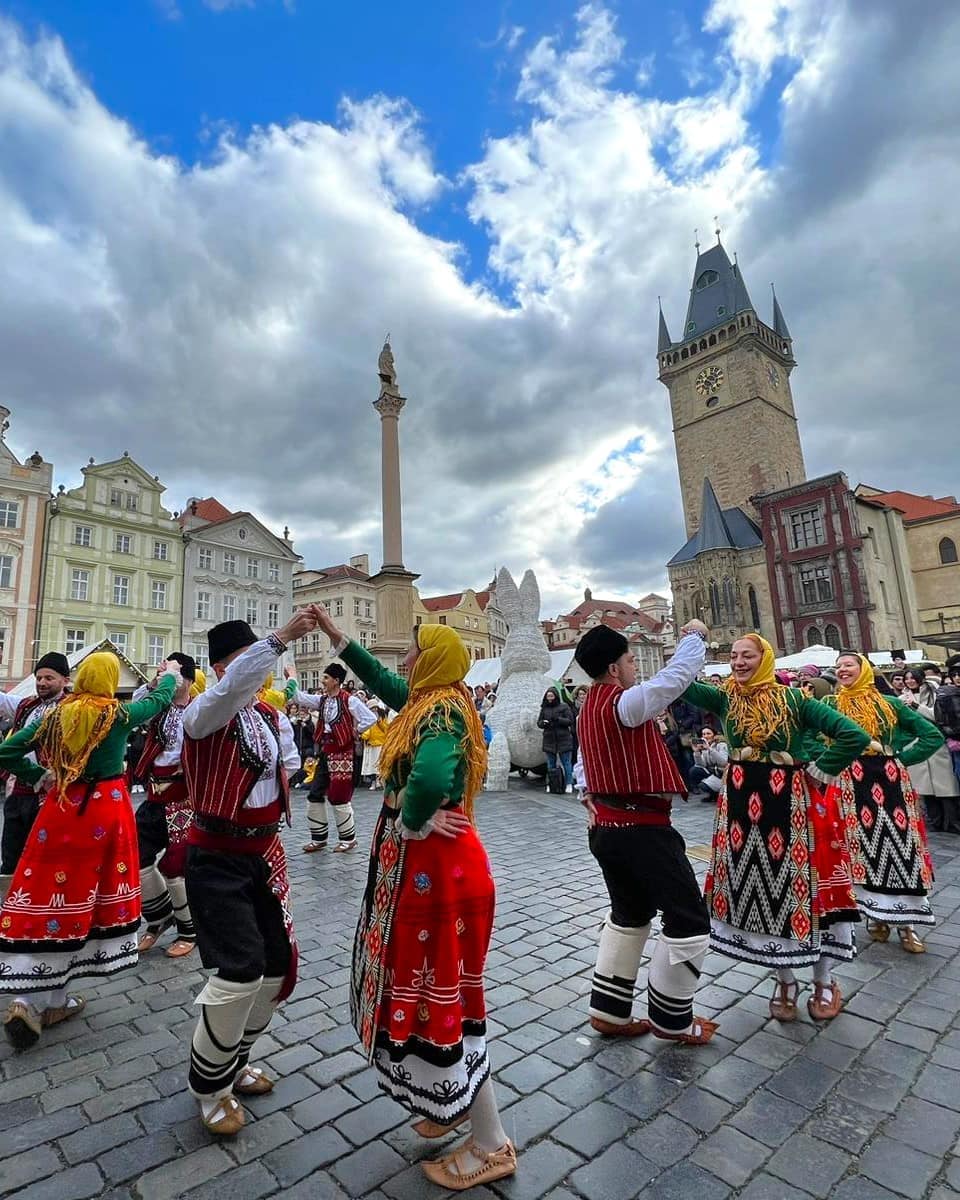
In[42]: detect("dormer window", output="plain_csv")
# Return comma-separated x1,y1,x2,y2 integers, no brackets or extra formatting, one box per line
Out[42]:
696,269,719,290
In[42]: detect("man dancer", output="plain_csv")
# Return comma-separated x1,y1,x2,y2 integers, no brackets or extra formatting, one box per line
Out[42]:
134,652,202,958
0,652,70,895
575,619,718,1044
288,664,376,853
181,611,315,1136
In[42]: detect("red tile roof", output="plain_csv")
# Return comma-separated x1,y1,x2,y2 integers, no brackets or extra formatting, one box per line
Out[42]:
422,592,463,612
314,564,370,582
564,599,662,634
863,489,960,522
181,496,233,525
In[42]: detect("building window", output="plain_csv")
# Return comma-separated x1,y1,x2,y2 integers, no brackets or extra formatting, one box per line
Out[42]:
193,643,209,673
364,601,373,619
824,623,842,650
722,577,736,621
153,540,169,561
151,580,167,610
806,626,823,647
148,635,165,666
748,585,761,630
790,507,825,549
359,629,369,648
0,628,5,664
126,493,138,511
74,525,92,547
246,558,260,579
196,591,213,620
334,598,343,617
224,552,237,575
198,547,213,570
0,554,12,588
354,598,362,617
70,568,90,601
308,671,320,690
292,576,301,589
696,269,719,290
709,580,721,626
268,563,280,583
310,632,321,654
109,631,128,656
110,488,122,507
939,537,958,565
439,615,447,625
799,565,833,604
267,602,280,628
113,575,130,605
0,500,19,528
65,629,86,654
245,598,259,625
115,533,132,554
223,594,237,620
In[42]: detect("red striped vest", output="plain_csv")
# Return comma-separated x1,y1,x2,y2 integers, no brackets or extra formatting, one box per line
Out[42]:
578,683,686,799
182,702,289,828
316,690,354,754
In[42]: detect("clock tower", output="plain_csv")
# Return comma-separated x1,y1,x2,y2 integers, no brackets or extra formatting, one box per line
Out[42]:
657,237,806,537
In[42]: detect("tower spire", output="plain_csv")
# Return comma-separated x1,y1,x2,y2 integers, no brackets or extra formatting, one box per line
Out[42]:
771,283,791,340
657,297,672,353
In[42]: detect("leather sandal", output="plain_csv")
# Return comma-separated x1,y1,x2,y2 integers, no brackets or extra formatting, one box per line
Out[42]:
867,919,891,943
412,1112,470,1139
138,918,174,952
652,1016,719,1045
769,979,799,1022
898,928,926,954
41,994,86,1028
165,939,196,958
333,840,357,853
302,841,326,853
421,1138,518,1191
590,1015,652,1037
201,1094,245,1136
233,1067,275,1096
3,1000,42,1049
808,980,843,1021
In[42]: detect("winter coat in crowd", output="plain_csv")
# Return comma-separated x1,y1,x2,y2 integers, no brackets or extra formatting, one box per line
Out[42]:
537,692,575,755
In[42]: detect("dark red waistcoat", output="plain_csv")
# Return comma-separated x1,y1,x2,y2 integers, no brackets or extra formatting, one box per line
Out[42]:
578,684,686,802
316,690,355,754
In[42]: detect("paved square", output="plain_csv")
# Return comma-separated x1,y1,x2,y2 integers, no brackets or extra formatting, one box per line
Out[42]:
2,786,960,1199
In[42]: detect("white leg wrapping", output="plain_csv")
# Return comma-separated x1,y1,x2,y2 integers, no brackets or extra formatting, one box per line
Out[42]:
333,803,356,844
307,800,329,846
189,975,261,1100
647,933,709,1035
589,915,651,1024
236,974,284,1075
140,861,173,929
166,876,195,939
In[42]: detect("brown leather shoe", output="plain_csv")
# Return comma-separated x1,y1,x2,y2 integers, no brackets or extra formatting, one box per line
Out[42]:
41,994,86,1028
590,1015,652,1037
808,980,843,1021
769,979,799,1022
233,1067,274,1096
202,1095,246,1136
412,1112,470,1139
867,920,891,943
3,1001,41,1050
898,928,926,954
422,1138,517,1191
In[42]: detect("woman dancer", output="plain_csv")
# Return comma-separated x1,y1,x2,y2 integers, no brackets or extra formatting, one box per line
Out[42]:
826,653,942,952
0,653,178,1048
683,635,869,1022
310,604,516,1191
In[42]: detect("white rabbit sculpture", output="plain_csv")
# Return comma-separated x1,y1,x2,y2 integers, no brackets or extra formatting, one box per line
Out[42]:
485,567,555,790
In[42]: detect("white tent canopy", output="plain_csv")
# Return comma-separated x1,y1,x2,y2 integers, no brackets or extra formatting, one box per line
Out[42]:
465,649,591,689
703,645,926,678
4,640,149,699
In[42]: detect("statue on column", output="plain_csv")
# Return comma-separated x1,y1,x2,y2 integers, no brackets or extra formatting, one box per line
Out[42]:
378,338,400,397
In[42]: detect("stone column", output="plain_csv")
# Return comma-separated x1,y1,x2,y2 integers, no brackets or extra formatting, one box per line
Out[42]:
374,392,406,569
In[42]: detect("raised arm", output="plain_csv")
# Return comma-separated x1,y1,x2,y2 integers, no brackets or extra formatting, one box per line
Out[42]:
183,638,286,740
288,687,323,712
123,670,177,727
616,633,708,728
308,605,410,712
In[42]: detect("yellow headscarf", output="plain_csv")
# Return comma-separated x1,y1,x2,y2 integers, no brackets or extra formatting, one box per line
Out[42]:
189,669,207,700
378,625,486,820
39,652,121,795
722,633,794,745
833,653,897,741
257,672,289,710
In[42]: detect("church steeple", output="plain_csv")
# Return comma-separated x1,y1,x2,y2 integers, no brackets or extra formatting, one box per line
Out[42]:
771,284,791,340
682,239,754,342
657,300,672,353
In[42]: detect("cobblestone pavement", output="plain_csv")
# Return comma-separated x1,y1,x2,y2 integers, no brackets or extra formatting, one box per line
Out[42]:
3,785,960,1200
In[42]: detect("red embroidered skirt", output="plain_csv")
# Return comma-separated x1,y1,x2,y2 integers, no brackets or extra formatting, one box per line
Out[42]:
351,806,495,1124
807,779,859,927
0,777,141,996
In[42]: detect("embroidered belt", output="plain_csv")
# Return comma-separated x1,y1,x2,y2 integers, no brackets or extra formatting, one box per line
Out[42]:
592,793,672,828
189,813,280,855
728,748,797,764
192,813,280,839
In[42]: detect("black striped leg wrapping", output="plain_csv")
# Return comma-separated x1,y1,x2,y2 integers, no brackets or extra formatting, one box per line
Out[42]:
589,916,651,1024
235,974,284,1077
188,975,261,1099
140,863,174,929
307,800,329,846
333,803,356,844
647,933,709,1034
167,876,196,940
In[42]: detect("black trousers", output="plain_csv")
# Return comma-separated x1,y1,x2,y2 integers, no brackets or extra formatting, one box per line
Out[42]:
306,753,330,802
185,847,291,982
1,789,40,875
588,824,710,938
135,800,169,869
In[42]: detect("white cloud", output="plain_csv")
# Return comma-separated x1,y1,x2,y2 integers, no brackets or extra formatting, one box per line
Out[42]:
1,2,959,620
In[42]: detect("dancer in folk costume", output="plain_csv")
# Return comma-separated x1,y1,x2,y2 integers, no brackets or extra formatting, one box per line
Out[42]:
360,702,390,787
287,664,376,853
181,614,313,1137
311,603,516,1192
825,652,942,953
133,654,206,958
684,635,870,1022
0,653,179,1049
574,620,719,1045
0,652,71,894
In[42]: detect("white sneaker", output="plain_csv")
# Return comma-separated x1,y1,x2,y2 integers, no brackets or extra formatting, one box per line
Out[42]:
565,785,573,794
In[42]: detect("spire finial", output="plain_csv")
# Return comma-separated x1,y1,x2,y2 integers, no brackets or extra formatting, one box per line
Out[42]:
714,216,721,242
694,227,700,253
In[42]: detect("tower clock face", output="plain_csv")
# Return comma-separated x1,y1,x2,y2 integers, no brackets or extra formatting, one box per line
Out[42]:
695,365,724,396
767,364,781,389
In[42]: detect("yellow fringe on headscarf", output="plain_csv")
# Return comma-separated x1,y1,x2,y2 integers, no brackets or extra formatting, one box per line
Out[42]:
38,652,121,796
722,633,794,747
833,653,897,741
257,672,289,711
189,669,207,700
377,625,487,821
